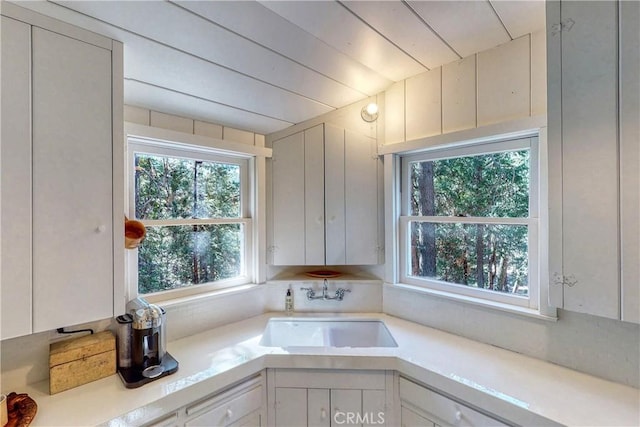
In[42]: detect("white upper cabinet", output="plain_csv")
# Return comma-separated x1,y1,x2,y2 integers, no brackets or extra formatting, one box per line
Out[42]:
1,16,33,339
31,27,115,332
270,124,381,266
619,0,640,324
547,0,639,323
0,4,124,338
271,125,326,266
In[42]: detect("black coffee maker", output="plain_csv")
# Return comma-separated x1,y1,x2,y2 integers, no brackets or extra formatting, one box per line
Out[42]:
116,297,178,388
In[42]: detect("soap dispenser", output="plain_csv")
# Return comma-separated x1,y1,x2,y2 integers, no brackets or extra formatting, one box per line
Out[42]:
285,288,294,315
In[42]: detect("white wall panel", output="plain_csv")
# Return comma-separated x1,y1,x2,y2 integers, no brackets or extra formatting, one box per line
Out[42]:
194,120,223,139
442,55,477,133
384,81,405,144
150,111,193,134
477,35,531,126
224,127,255,146
124,80,291,135
560,1,619,319
406,68,442,140
530,29,547,116
123,105,150,125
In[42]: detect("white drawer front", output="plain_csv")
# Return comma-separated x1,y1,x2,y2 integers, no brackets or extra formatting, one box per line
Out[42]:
399,378,506,427
186,386,262,427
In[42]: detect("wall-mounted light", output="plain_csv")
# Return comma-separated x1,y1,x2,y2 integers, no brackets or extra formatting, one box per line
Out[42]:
361,102,379,122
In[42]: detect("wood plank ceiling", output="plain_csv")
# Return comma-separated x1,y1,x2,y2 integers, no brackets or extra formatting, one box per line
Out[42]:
14,1,545,135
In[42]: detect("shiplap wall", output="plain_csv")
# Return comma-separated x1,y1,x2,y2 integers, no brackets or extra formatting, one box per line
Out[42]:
384,31,546,145
124,105,265,147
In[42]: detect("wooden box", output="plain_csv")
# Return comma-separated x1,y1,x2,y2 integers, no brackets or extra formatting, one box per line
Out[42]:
49,330,116,394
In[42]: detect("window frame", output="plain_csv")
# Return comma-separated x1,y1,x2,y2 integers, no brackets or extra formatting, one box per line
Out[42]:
127,137,253,303
399,137,539,310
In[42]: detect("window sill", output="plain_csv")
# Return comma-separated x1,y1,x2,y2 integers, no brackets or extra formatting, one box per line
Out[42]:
146,283,262,309
387,282,558,322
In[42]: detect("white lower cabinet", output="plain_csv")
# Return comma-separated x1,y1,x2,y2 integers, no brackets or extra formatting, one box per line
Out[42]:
185,375,265,427
401,406,437,427
142,374,265,427
399,378,507,427
268,369,392,427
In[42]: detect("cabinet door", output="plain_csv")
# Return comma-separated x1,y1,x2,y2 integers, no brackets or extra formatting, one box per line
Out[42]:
556,1,620,318
331,389,361,426
345,131,380,265
362,390,386,427
325,124,346,265
308,388,331,427
401,406,436,427
272,132,305,265
1,16,32,339
620,0,640,324
31,28,114,331
304,125,326,265
275,387,307,427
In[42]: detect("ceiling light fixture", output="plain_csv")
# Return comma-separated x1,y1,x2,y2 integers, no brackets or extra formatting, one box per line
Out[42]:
361,102,379,122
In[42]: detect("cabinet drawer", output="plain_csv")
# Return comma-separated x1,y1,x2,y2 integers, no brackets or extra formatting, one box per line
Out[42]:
185,376,263,426
401,406,436,427
145,412,179,427
399,378,506,427
185,385,262,427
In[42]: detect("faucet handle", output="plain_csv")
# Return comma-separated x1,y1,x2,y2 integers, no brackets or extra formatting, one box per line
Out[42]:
334,288,351,301
300,287,316,300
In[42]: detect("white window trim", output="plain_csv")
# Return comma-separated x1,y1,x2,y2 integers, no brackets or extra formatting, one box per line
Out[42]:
395,134,554,317
125,127,262,304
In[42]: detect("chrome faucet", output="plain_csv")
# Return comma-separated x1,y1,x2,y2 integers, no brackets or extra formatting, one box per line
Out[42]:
300,279,351,301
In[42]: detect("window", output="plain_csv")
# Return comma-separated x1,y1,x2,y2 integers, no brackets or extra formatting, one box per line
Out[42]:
128,139,252,299
400,137,538,309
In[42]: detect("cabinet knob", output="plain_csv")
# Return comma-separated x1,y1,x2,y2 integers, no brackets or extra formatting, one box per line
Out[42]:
226,408,233,419
95,225,106,233
455,409,462,422
321,408,327,420
316,215,323,224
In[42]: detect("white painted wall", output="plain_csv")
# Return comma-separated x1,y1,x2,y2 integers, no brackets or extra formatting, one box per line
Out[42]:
124,105,265,146
384,31,546,145
384,285,640,389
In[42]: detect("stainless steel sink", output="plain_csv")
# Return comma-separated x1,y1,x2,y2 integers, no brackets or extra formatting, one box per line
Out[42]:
259,318,398,348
